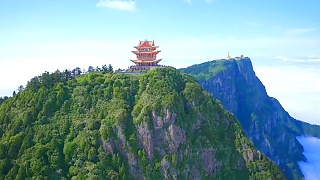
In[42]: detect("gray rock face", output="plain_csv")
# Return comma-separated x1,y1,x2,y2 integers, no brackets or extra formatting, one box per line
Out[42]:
114,126,142,179
152,109,183,154
135,109,186,162
193,168,201,180
161,158,170,178
200,148,221,175
168,124,186,153
138,122,154,159
242,149,254,162
192,58,306,179
191,112,205,133
102,140,114,154
152,109,177,129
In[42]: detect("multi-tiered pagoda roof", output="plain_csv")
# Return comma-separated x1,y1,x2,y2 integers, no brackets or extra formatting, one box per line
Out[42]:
130,40,162,70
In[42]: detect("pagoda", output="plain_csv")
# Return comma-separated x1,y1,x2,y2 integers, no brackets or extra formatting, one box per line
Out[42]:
130,39,162,71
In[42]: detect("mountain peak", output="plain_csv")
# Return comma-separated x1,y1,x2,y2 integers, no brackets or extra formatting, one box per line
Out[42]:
0,67,284,179
182,57,320,179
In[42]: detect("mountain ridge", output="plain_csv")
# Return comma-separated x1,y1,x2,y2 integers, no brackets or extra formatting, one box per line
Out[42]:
181,57,320,179
0,67,284,179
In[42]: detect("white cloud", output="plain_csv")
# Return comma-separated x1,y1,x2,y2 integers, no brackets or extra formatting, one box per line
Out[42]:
96,0,136,11
275,56,289,61
285,28,316,36
254,61,320,125
297,136,320,180
274,55,320,63
183,0,213,4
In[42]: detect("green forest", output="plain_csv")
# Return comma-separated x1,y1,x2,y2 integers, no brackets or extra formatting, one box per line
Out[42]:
0,67,284,179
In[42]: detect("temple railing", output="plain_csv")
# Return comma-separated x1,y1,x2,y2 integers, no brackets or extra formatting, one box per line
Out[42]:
129,65,165,71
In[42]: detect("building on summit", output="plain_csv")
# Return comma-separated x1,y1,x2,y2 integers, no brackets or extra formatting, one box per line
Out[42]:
227,51,231,60
226,51,246,60
129,40,163,71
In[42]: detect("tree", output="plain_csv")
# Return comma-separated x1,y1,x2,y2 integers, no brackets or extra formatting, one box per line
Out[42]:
108,64,113,73
12,91,16,97
0,96,9,105
39,71,54,88
74,67,82,77
102,65,108,74
26,76,40,91
71,69,76,79
88,66,95,73
95,66,101,72
17,85,24,92
52,70,63,84
63,69,71,81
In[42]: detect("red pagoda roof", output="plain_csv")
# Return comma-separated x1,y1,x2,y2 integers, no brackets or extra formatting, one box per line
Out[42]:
134,40,157,48
139,41,153,47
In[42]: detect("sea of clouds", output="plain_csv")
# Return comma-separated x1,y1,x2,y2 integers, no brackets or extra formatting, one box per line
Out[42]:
297,136,320,180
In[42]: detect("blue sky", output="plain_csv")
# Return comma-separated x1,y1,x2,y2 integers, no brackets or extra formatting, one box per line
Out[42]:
0,0,320,125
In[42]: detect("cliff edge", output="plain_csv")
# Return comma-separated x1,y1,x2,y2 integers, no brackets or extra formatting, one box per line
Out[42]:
182,58,320,179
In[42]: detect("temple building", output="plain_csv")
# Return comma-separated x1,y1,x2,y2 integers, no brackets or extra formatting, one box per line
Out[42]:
130,40,162,71
227,51,231,60
226,51,246,60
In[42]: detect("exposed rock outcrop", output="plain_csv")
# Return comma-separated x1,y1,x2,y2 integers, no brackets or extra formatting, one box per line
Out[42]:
200,148,221,175
152,108,177,129
102,140,115,154
138,122,154,159
168,124,186,153
182,58,319,179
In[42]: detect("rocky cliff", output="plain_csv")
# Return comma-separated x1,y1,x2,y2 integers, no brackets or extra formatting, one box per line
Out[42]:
0,68,284,179
182,58,320,179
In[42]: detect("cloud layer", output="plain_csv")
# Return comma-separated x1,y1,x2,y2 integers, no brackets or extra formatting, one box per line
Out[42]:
253,59,320,125
184,0,213,4
96,0,136,11
275,55,320,63
285,28,316,37
297,136,320,180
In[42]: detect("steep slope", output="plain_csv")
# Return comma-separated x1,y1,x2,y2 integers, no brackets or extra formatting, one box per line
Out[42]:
181,58,320,179
0,68,284,179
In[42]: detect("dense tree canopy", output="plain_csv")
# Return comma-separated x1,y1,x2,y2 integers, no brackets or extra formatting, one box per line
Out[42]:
0,67,283,179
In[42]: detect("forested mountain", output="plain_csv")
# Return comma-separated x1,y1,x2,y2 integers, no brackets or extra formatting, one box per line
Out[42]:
181,58,320,179
0,68,284,179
